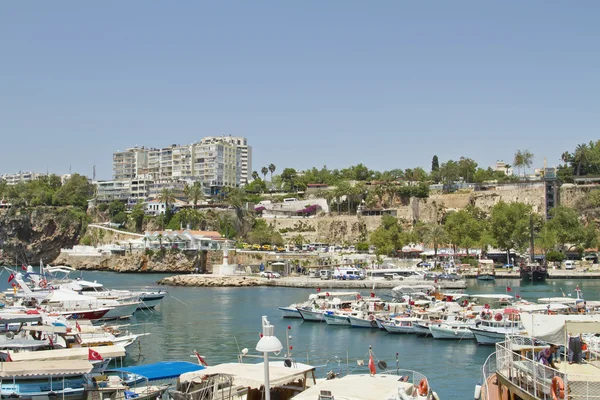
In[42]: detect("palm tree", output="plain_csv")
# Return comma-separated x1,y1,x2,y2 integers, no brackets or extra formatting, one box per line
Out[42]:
573,143,589,176
422,224,448,269
521,150,534,176
252,171,259,181
184,182,204,208
268,163,276,181
261,166,269,181
513,150,524,178
158,188,176,229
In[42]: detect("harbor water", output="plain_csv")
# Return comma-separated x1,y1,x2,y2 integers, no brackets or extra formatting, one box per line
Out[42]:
4,271,599,400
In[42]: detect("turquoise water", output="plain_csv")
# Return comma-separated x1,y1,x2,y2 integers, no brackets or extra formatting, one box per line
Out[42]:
3,271,599,400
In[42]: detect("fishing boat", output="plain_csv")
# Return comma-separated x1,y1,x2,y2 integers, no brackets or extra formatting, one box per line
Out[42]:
381,317,417,334
323,311,352,326
429,318,476,340
469,310,524,345
476,260,496,281
519,262,549,282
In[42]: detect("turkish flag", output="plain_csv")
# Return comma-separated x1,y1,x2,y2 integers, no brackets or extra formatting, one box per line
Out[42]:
88,348,103,361
7,273,14,283
194,350,208,366
22,265,27,271
506,286,512,292
368,353,376,375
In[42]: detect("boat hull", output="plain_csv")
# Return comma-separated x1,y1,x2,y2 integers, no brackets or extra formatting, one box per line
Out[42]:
520,270,548,282
138,292,165,309
278,307,302,318
348,315,378,328
323,313,350,326
102,302,140,320
476,275,496,281
382,323,414,334
62,308,111,320
470,327,508,345
297,308,324,322
430,325,474,340
413,323,432,337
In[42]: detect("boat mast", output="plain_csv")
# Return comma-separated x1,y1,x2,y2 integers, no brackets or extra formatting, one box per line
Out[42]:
529,213,535,264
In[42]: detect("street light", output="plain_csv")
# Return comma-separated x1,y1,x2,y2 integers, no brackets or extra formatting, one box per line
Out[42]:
256,316,283,400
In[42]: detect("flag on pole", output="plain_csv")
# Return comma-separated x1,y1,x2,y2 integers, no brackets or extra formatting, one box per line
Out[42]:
7,273,14,283
88,348,103,361
21,265,27,271
368,352,376,375
76,321,82,332
506,286,512,292
5,351,12,362
516,294,521,299
194,350,208,366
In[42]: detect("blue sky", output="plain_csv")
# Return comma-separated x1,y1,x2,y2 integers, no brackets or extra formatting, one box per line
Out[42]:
1,2,599,180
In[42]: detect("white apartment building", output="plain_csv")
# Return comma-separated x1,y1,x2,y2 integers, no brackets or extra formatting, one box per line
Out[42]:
200,136,252,184
1,172,43,185
113,147,150,180
192,141,240,195
172,145,193,179
130,176,154,201
96,180,131,202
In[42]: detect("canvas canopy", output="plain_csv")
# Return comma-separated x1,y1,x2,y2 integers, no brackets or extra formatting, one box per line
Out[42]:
9,345,126,362
111,361,204,382
179,362,315,389
520,312,600,346
0,360,93,378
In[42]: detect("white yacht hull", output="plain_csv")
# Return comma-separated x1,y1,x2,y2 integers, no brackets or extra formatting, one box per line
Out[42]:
430,325,474,340
297,308,324,322
323,313,350,326
348,315,378,328
413,322,432,337
278,307,302,318
138,292,165,309
101,301,140,320
382,322,414,334
470,327,508,345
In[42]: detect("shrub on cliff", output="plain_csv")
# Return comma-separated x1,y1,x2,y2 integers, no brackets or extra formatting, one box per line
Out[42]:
52,174,94,210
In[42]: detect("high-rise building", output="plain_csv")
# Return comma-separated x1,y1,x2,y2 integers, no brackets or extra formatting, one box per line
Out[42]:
113,147,150,180
199,136,252,184
191,141,240,195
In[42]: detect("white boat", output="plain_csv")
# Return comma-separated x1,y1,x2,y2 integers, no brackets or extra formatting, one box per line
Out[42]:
348,313,380,328
382,317,417,334
278,306,302,318
323,312,351,326
297,307,325,322
36,290,140,321
429,323,475,340
293,371,439,400
476,259,496,281
469,312,524,345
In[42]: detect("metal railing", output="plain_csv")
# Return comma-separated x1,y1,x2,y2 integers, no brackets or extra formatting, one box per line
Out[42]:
494,335,600,400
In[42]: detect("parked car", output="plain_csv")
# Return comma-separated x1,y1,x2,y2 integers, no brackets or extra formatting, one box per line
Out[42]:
260,271,281,278
564,260,576,270
424,272,438,281
437,273,461,282
319,270,332,280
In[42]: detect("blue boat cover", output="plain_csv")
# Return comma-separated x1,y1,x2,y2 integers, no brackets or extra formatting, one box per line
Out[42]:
111,361,205,381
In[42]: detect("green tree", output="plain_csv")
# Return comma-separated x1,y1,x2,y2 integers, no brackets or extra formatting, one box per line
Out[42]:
457,157,478,183
108,201,126,222
261,166,269,181
546,206,585,251
369,215,406,257
422,224,448,268
536,224,558,256
252,171,259,181
129,202,145,232
489,201,532,258
513,149,534,178
439,160,459,192
157,188,176,229
444,210,481,255
185,182,204,208
268,163,276,182
431,155,440,172
53,174,93,209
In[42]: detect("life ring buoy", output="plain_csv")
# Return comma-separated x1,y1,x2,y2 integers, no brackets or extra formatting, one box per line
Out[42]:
39,279,47,288
418,378,429,396
368,314,375,321
551,376,565,400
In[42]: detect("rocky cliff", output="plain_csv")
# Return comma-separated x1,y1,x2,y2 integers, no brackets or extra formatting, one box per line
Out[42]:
0,207,87,265
56,252,201,273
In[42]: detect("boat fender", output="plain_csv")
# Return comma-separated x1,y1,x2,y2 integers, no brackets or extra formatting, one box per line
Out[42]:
551,376,565,400
473,384,482,399
494,313,502,322
418,378,429,396
368,314,375,321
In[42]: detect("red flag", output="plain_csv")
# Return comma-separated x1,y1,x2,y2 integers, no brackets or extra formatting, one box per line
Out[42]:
516,294,521,299
48,335,54,348
370,292,375,298
506,286,512,292
7,273,14,283
76,321,81,332
6,352,12,362
22,265,27,271
368,353,376,375
88,348,103,361
194,350,208,366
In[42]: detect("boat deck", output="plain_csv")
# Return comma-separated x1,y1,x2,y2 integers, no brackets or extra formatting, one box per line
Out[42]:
555,361,600,381
483,373,509,400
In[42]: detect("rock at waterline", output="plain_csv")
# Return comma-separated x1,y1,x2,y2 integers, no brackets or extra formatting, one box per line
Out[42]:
157,274,264,287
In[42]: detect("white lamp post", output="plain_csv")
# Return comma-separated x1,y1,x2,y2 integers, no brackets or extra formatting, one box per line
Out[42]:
256,316,283,400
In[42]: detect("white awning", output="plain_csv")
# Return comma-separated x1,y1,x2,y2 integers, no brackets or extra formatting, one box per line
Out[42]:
0,360,93,377
9,345,126,362
179,362,315,389
520,313,600,345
